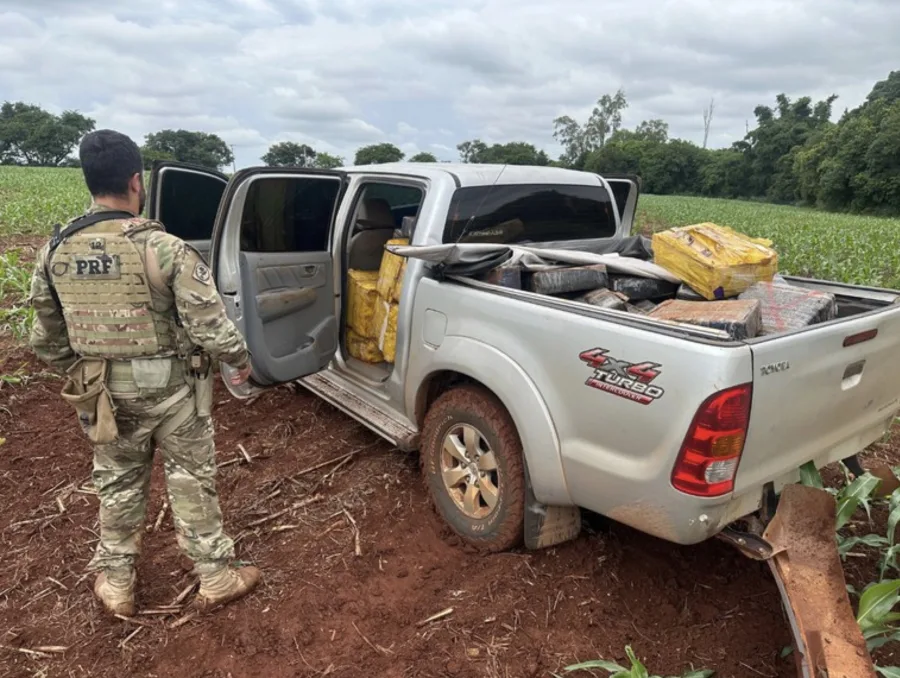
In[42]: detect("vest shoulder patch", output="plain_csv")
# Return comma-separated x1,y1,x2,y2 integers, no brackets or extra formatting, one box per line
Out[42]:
72,254,121,280
192,262,212,285
122,218,164,236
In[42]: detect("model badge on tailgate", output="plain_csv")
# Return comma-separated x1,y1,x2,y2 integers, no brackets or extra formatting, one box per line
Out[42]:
579,347,665,405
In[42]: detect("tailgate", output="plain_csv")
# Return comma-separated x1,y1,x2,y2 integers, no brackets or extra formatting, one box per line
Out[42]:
734,304,900,493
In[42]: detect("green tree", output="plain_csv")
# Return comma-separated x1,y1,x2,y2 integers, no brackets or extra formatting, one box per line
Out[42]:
313,152,344,169
262,141,317,167
0,101,95,166
553,89,628,167
142,129,234,171
734,93,837,201
457,139,488,163
456,139,549,165
354,143,404,165
409,151,438,162
633,119,669,143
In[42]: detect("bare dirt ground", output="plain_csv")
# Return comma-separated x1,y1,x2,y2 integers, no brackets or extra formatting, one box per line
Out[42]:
1,236,898,678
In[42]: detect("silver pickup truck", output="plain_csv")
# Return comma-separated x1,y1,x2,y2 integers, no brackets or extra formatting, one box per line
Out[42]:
150,161,900,553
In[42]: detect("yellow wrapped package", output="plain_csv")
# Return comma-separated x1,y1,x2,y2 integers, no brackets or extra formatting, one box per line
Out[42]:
652,223,778,300
373,297,399,363
376,238,409,302
346,329,384,364
347,269,380,337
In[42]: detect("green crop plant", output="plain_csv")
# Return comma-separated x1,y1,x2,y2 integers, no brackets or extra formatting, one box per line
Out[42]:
0,166,91,237
797,462,900,673
636,194,900,290
559,646,714,677
0,249,35,341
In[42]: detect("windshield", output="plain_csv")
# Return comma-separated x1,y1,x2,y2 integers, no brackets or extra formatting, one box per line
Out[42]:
443,183,617,244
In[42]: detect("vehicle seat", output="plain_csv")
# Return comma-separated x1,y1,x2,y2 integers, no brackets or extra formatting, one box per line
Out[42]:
348,198,396,270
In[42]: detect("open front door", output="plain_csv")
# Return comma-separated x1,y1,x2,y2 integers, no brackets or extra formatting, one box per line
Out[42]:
147,160,229,262
601,173,642,235
210,167,348,398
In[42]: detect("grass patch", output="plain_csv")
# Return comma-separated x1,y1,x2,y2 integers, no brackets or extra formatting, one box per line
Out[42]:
0,166,90,237
636,195,900,290
0,249,35,341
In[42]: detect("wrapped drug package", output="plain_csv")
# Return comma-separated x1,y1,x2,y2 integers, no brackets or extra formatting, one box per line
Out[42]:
738,281,837,335
346,329,384,364
648,298,763,340
527,264,608,295
373,298,399,363
652,223,778,300
346,269,380,337
376,237,409,302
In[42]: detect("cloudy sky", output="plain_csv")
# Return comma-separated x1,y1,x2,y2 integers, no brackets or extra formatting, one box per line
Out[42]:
2,0,898,168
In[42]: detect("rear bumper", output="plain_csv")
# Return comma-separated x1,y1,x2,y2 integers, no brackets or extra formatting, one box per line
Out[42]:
563,423,889,545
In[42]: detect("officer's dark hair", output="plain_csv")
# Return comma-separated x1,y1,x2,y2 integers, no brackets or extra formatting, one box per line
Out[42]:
78,129,143,198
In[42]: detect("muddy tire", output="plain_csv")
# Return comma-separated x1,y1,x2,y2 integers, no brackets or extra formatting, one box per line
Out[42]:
421,385,525,552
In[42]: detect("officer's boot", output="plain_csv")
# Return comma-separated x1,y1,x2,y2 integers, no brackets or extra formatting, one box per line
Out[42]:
194,565,261,612
94,567,136,617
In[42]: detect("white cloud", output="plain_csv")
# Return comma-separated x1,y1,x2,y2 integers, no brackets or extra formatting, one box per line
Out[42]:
0,0,897,167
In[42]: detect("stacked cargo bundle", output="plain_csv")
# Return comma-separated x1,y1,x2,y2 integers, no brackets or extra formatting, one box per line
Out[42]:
372,237,409,363
346,269,384,363
469,222,836,340
345,237,409,364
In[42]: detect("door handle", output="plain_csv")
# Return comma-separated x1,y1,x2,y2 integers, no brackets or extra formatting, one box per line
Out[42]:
300,264,318,277
842,360,865,390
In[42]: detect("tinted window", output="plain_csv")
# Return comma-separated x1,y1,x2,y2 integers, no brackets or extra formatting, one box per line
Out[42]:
157,170,225,240
443,183,617,244
240,177,342,252
607,180,633,222
353,182,424,232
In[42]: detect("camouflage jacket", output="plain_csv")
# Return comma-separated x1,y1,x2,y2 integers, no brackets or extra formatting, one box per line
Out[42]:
28,204,250,372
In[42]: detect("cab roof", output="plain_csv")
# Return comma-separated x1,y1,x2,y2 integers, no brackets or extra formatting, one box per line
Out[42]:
343,162,604,188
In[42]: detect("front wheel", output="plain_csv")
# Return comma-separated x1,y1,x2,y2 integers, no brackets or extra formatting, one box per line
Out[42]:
420,385,525,552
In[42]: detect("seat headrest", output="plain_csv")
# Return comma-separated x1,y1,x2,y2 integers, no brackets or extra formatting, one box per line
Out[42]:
356,198,394,229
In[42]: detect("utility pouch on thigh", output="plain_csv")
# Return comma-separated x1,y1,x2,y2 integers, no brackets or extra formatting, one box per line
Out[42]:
60,358,119,445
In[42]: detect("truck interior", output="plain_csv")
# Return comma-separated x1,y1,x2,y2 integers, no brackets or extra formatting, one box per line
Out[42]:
341,181,424,383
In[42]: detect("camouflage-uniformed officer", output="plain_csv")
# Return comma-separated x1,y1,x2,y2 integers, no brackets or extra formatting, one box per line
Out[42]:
28,129,260,616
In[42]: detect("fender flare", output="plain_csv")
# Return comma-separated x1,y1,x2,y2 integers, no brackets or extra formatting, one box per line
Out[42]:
408,336,573,507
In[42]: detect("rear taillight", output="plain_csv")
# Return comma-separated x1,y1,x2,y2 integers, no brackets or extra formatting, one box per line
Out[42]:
671,384,752,497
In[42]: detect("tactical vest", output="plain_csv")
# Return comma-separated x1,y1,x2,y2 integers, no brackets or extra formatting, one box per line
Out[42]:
46,216,188,360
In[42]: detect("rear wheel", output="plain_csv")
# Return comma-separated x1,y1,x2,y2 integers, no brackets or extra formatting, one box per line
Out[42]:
421,385,525,552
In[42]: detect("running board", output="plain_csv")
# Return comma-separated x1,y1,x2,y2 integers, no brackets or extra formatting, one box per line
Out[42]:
299,371,420,451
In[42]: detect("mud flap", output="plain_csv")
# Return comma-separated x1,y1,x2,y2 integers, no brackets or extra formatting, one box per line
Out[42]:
762,483,876,678
523,465,582,550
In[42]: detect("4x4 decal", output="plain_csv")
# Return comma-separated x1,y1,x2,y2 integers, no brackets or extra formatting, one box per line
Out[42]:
579,347,665,405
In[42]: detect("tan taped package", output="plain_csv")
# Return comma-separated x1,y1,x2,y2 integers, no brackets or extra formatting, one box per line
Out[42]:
376,238,409,302
347,269,380,337
373,297,399,363
346,329,384,364
652,223,778,300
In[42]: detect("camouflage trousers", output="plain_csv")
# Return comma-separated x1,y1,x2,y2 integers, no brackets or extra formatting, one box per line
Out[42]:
86,384,235,576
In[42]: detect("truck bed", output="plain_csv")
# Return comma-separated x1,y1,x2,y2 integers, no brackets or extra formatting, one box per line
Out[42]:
431,270,900,543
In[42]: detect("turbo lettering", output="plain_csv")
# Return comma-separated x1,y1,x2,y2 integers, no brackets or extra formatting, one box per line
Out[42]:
580,346,665,405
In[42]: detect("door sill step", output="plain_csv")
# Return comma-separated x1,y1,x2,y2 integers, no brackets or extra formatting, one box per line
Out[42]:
299,371,419,451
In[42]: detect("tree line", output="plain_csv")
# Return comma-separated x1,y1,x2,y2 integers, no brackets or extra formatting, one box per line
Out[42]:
2,69,898,215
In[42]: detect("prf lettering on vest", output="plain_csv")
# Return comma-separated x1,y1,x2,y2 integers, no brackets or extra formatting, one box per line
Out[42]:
73,254,122,280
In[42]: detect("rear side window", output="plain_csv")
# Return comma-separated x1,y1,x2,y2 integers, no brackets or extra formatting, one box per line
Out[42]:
443,183,617,244
240,176,342,252
157,170,225,241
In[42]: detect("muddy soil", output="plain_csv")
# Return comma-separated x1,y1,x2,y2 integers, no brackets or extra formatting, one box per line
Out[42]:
0,345,812,678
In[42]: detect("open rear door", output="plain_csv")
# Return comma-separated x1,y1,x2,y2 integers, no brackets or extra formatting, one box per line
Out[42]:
209,167,348,398
601,173,641,235
147,160,229,262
